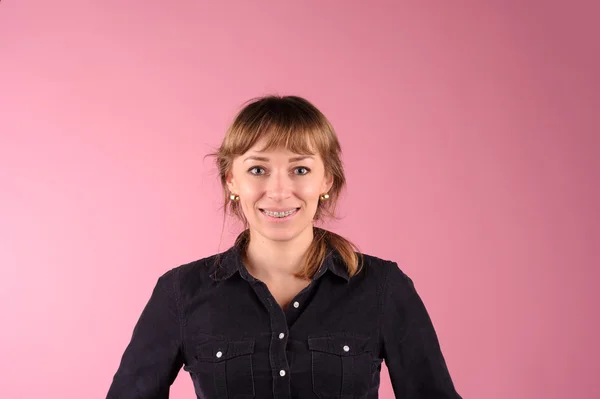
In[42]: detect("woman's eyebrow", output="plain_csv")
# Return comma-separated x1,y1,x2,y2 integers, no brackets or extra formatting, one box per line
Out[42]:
289,155,314,162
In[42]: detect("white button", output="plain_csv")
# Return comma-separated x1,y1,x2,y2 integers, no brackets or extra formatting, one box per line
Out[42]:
279,333,285,339
343,345,350,352
293,301,300,308
279,369,286,377
216,351,223,358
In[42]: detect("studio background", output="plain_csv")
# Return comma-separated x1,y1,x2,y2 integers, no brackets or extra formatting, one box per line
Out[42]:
1,1,598,398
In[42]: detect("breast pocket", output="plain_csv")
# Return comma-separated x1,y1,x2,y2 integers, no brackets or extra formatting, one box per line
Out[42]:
184,335,255,399
308,333,374,399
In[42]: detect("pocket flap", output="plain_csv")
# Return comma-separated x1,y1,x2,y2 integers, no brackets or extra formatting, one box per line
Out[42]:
195,337,255,362
308,333,370,356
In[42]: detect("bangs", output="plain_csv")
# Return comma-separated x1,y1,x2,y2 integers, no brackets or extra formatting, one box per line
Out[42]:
225,96,331,156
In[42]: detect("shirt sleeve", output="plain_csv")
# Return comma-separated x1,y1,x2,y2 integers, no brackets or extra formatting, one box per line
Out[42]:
106,269,184,399
381,262,462,398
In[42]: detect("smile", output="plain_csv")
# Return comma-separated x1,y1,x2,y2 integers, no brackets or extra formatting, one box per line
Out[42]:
260,208,300,218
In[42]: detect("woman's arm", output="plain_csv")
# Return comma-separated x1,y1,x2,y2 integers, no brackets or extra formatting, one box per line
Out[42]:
106,269,184,399
381,262,462,398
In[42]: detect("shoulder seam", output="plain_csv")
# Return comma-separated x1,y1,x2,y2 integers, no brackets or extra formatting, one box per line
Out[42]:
378,260,395,358
171,267,185,356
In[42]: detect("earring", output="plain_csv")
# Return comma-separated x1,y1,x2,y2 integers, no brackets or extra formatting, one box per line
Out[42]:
319,193,330,201
230,193,240,202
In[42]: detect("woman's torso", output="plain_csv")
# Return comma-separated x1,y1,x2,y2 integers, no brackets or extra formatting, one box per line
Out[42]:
177,245,392,399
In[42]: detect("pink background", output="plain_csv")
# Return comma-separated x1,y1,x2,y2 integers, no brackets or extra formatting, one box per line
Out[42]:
1,1,598,398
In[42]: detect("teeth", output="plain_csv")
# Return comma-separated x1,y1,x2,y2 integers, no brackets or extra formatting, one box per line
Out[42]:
262,208,298,218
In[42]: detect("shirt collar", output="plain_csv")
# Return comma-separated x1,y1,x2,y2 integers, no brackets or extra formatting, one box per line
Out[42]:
209,232,350,283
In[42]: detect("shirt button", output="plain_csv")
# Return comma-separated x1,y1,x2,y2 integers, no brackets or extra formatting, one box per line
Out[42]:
279,369,286,377
343,345,350,352
293,301,300,308
279,333,285,339
216,351,223,358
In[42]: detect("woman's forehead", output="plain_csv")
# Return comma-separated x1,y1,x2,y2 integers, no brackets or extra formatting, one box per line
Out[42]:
245,136,318,156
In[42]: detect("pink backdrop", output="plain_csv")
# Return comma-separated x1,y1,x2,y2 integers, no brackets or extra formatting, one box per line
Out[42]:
1,1,598,398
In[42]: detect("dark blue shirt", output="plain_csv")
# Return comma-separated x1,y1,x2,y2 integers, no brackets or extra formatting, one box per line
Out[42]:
106,235,462,398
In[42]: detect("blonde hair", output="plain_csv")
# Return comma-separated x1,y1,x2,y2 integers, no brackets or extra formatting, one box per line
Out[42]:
209,95,363,279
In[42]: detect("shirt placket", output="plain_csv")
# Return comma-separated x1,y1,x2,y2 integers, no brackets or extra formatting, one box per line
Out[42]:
250,281,292,399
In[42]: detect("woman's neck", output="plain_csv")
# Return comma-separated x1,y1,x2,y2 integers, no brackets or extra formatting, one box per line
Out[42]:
243,226,314,281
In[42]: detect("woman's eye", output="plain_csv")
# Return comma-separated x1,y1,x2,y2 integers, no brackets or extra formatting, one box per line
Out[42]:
294,167,310,175
249,166,266,175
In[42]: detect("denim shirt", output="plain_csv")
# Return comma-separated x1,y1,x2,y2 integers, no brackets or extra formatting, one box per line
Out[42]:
106,238,462,398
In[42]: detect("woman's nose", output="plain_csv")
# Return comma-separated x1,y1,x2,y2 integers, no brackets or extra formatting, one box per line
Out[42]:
265,172,292,200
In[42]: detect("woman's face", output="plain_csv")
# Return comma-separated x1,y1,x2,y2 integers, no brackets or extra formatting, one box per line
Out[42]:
226,137,333,243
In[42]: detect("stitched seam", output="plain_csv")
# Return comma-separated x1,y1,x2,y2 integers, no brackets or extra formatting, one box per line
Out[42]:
173,267,186,356
378,260,391,359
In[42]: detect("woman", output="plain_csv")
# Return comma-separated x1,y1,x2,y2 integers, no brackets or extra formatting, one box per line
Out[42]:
106,95,462,398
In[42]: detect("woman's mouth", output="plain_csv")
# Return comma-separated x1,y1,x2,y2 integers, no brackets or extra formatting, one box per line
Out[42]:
259,208,300,219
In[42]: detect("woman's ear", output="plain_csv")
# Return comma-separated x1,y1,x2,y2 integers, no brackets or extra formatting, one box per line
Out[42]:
322,172,334,194
225,170,237,194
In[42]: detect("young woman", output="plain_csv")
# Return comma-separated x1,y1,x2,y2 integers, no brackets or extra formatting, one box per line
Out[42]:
107,95,462,398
